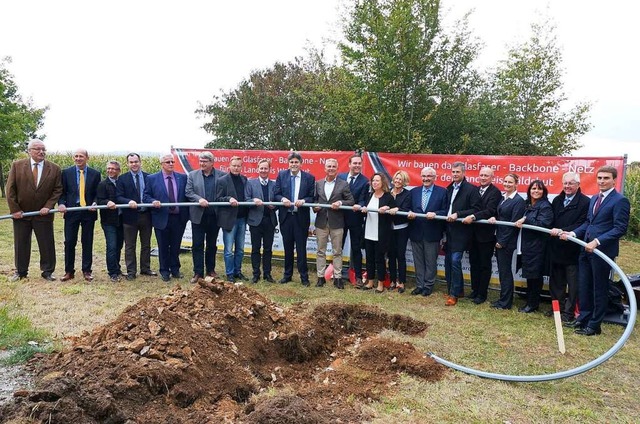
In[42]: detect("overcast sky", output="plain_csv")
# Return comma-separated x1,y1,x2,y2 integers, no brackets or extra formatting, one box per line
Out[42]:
2,0,638,161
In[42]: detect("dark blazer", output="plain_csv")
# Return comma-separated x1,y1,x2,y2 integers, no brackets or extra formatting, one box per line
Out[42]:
6,159,63,221
337,172,369,227
273,169,315,228
548,189,590,265
185,168,226,225
215,173,248,231
116,171,149,226
363,191,396,250
442,178,482,252
573,190,630,258
245,177,278,227
60,166,101,221
408,184,447,243
143,171,189,230
391,188,412,227
314,178,354,229
520,198,553,278
495,194,526,249
472,183,502,243
97,178,121,226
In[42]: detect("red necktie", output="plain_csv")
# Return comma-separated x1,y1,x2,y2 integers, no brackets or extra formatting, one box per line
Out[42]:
593,193,603,215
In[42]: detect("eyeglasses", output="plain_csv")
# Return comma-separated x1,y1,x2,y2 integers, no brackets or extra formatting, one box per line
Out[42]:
29,147,46,152
163,160,175,164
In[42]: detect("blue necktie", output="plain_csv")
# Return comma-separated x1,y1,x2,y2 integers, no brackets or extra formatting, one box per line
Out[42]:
421,188,428,211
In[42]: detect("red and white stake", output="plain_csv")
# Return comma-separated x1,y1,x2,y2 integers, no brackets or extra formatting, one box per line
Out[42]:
552,300,566,354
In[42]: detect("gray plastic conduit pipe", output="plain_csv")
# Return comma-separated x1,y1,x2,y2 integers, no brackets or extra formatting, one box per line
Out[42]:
1,201,635,381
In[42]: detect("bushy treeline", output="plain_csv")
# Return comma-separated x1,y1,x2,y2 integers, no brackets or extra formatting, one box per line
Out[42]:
44,152,162,178
625,164,640,239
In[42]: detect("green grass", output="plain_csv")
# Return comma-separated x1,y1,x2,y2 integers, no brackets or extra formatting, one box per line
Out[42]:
0,306,48,350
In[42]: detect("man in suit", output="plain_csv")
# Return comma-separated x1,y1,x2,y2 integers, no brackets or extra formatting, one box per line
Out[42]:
6,139,63,282
337,155,369,286
143,153,189,282
462,166,501,304
561,166,630,336
313,158,355,289
116,153,157,280
440,162,481,306
547,172,590,321
245,159,277,284
58,149,101,282
97,160,124,282
186,151,226,283
216,156,249,282
407,167,447,296
274,151,316,286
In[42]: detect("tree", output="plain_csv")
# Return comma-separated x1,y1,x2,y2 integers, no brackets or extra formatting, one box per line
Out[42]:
0,57,47,196
464,22,591,155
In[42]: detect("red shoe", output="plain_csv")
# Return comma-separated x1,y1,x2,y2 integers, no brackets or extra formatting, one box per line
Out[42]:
445,296,458,306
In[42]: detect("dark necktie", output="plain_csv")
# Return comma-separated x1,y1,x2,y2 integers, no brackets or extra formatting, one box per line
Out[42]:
33,163,39,187
349,176,355,187
167,175,176,212
593,193,603,215
135,173,141,202
290,175,296,211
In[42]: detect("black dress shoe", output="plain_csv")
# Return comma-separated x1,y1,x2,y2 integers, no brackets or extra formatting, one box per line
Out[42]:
126,274,137,281
161,274,171,282
411,288,424,295
316,277,326,287
251,276,259,284
518,305,538,313
279,277,292,284
333,278,344,289
301,280,310,287
226,275,235,283
234,273,248,281
171,272,184,279
575,326,601,336
473,297,486,305
264,275,275,283
41,272,56,281
563,319,583,328
467,291,478,299
140,270,158,276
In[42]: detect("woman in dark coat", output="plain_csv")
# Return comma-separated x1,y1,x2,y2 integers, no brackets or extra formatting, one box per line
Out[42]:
515,180,554,313
488,173,526,310
361,173,396,293
387,170,412,293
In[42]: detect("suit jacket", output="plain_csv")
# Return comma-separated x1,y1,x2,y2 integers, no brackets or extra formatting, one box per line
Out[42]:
363,191,396,250
314,178,355,229
442,178,482,252
337,172,369,227
245,177,278,227
6,159,62,222
97,178,121,226
60,165,101,221
215,173,248,231
548,189,590,265
472,183,502,243
391,188,412,227
274,169,315,228
116,171,149,225
495,194,526,249
143,171,189,230
408,184,447,243
185,168,226,225
573,190,630,258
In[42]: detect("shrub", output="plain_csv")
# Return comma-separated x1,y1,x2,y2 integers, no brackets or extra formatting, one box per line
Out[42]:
624,163,639,239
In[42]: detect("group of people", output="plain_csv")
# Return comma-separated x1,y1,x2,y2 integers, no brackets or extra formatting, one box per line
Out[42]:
6,140,630,336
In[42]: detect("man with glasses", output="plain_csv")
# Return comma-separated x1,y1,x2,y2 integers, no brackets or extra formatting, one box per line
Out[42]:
143,153,189,282
6,139,62,282
97,160,124,282
407,167,447,296
116,153,157,280
186,151,226,283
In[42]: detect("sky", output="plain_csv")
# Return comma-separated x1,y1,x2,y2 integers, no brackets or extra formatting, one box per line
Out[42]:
2,0,638,161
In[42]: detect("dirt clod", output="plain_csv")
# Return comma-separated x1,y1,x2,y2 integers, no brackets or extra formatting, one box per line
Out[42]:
0,282,446,423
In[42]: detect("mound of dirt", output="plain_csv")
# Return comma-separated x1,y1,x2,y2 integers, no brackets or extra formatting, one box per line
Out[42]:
1,279,446,423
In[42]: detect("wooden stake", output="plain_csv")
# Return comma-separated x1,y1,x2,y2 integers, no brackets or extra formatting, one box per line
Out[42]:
552,300,566,354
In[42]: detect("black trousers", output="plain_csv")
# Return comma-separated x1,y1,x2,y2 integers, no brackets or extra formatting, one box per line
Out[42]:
155,214,186,277
13,218,56,275
123,211,153,276
549,262,579,319
249,216,275,278
364,238,387,282
64,211,96,274
495,246,515,309
191,213,220,277
343,221,364,278
280,213,309,282
469,238,496,301
388,227,409,284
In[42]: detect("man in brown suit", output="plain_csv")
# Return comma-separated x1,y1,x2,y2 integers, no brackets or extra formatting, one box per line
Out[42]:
6,139,63,281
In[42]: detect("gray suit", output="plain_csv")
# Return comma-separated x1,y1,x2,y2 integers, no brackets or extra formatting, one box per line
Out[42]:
245,177,278,279
314,178,354,279
185,168,225,277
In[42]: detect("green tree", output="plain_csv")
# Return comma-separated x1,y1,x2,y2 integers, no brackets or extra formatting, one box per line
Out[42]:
0,57,47,196
465,22,591,155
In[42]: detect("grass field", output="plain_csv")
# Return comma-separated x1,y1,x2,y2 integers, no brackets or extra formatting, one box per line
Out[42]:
1,201,639,423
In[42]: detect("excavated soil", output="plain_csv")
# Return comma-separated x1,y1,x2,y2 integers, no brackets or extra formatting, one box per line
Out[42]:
0,279,446,423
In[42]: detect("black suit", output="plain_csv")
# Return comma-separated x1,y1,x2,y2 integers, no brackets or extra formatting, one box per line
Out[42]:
363,191,396,282
494,194,526,309
337,172,369,280
548,189,590,319
60,166,101,274
116,171,153,276
468,183,502,302
97,178,123,276
274,169,315,282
